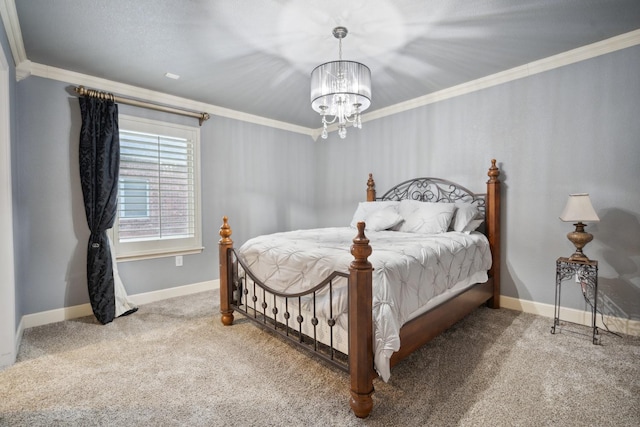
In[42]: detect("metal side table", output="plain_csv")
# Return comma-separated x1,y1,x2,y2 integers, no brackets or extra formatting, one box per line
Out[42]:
551,257,599,344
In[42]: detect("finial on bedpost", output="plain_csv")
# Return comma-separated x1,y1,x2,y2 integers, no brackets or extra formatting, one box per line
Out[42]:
351,222,373,266
367,173,376,202
219,216,232,244
349,221,374,418
219,216,235,326
487,159,500,183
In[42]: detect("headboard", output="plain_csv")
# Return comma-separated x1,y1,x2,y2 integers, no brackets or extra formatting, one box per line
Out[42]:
365,159,501,309
366,174,487,227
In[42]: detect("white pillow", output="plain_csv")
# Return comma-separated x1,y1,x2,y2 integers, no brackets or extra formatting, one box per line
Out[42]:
364,206,404,231
462,219,484,234
350,201,400,228
451,203,480,232
397,200,457,234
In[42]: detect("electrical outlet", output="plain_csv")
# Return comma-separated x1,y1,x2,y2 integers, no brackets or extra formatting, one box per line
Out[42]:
176,255,183,267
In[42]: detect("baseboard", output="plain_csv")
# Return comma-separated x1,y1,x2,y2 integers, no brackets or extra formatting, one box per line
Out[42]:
128,279,219,306
20,279,219,330
500,295,640,337
17,286,636,348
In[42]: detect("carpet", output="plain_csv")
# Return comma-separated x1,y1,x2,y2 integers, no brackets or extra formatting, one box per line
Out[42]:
1,290,638,426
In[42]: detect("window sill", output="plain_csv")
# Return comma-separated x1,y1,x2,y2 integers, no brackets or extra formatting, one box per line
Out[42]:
116,247,204,262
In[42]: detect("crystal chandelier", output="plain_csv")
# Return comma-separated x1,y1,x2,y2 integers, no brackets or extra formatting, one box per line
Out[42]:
310,27,371,139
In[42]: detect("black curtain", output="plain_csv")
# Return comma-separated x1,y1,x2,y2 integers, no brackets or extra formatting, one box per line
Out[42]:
78,97,120,324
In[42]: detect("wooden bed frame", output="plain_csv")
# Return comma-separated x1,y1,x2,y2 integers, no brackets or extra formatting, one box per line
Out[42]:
218,159,501,418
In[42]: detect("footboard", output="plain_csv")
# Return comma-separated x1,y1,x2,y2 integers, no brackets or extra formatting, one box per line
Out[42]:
224,239,350,370
219,219,375,417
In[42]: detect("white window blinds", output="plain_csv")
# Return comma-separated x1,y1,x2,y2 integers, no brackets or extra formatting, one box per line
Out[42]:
114,116,202,260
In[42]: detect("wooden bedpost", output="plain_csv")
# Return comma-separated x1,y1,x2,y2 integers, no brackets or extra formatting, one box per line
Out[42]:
348,222,375,418
367,173,376,202
486,159,501,309
219,216,235,325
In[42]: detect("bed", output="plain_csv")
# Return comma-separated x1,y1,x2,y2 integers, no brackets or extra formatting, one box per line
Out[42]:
218,159,501,418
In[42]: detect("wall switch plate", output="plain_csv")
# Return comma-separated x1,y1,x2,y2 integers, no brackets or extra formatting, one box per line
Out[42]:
176,255,183,267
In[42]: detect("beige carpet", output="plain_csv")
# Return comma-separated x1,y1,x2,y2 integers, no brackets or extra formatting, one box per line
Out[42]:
1,290,638,426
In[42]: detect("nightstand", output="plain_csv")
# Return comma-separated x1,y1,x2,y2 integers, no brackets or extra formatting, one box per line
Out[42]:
551,257,599,344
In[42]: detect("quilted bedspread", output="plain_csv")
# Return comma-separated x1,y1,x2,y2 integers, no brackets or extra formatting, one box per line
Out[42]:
238,227,492,381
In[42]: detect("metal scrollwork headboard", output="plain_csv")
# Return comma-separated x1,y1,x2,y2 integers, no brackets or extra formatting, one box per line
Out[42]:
377,177,487,220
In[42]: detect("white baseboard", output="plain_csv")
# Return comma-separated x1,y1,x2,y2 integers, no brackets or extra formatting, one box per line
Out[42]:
20,279,219,330
500,295,640,337
16,285,637,348
129,279,219,306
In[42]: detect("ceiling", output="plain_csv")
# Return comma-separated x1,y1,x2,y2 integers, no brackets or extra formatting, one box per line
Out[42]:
7,0,640,130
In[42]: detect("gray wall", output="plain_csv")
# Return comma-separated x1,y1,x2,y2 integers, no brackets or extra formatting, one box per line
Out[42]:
12,45,640,324
315,45,640,319
14,77,315,315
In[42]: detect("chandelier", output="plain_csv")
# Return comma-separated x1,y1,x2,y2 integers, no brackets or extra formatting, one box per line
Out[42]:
310,27,371,139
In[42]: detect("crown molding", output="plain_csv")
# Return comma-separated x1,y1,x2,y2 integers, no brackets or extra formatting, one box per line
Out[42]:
4,0,638,139
14,58,30,80
26,62,315,137
361,29,640,124
2,0,312,135
0,0,26,66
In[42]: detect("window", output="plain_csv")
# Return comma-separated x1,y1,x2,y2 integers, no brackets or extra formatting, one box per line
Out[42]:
119,178,150,219
113,116,202,260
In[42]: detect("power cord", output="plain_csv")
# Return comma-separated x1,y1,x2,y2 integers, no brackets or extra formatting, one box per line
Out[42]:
578,274,622,338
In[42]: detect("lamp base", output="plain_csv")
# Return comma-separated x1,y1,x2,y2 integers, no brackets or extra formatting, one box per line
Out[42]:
568,252,591,262
566,222,593,262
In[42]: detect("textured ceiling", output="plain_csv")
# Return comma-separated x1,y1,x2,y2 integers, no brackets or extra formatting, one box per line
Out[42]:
12,0,640,129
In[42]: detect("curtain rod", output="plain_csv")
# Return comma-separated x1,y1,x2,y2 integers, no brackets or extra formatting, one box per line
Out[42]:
74,86,210,126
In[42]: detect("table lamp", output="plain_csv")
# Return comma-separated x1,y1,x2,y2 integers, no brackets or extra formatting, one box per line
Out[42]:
559,193,600,262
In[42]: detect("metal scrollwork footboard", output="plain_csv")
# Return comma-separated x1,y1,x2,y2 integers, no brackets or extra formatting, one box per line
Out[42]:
226,247,350,372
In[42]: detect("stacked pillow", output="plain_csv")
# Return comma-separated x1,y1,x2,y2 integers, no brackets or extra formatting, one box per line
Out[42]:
396,200,456,234
450,202,484,233
350,201,402,231
350,200,482,234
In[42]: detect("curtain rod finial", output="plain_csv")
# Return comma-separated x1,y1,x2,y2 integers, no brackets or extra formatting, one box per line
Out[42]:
199,112,210,126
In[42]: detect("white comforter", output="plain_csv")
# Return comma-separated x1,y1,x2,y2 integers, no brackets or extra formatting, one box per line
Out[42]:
238,227,492,381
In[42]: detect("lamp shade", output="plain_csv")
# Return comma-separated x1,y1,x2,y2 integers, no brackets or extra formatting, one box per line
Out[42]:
559,193,600,222
310,60,372,114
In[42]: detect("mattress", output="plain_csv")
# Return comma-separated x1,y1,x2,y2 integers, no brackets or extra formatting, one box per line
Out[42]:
237,227,492,381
